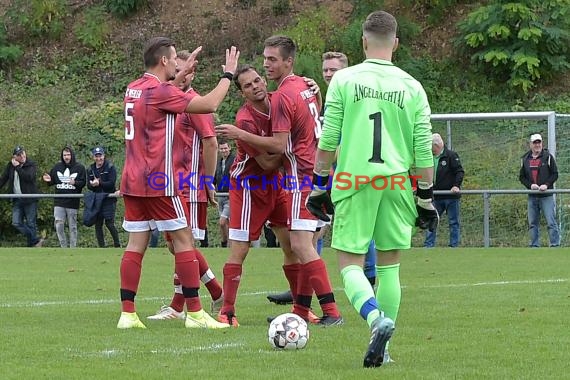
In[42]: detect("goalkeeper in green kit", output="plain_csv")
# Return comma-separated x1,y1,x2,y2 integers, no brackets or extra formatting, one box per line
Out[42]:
306,10,438,368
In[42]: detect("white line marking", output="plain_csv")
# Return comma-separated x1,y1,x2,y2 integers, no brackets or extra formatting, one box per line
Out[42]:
417,278,568,288
66,343,244,358
1,279,567,309
0,292,269,308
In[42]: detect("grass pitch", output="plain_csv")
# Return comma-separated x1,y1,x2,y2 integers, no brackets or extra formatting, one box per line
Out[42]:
0,247,568,379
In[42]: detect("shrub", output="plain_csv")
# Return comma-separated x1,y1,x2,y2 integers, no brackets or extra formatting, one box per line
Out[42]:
74,6,110,50
69,101,125,166
235,0,256,9
105,0,148,18
455,0,570,93
401,0,462,24
0,29,23,70
272,0,291,16
7,0,68,39
349,0,384,19
280,8,337,55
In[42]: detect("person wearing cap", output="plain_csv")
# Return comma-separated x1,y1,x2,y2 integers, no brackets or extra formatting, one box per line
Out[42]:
0,145,43,247
87,146,121,248
42,146,86,248
519,133,560,247
424,133,464,248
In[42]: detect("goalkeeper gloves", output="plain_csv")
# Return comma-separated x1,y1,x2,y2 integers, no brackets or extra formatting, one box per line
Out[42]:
305,172,334,222
415,180,439,232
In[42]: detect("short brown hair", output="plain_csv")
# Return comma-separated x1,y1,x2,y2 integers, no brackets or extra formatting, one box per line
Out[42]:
362,11,398,41
233,64,258,91
322,51,349,68
143,37,176,69
264,35,296,60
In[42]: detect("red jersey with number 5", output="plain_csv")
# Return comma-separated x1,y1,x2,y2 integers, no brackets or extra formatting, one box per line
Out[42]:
121,73,195,197
270,75,321,187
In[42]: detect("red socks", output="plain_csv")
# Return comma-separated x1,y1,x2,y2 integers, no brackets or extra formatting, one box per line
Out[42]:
120,251,143,312
220,263,242,315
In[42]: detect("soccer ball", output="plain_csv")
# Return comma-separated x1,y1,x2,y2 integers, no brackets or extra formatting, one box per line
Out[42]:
268,313,309,350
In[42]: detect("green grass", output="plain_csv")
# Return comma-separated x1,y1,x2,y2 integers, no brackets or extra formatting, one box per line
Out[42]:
1,247,568,379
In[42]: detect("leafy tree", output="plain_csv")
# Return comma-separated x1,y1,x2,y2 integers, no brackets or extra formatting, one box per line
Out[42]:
456,0,570,93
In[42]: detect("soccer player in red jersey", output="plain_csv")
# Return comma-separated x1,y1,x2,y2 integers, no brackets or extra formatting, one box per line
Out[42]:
216,36,343,326
214,65,298,327
117,36,238,329
147,50,224,321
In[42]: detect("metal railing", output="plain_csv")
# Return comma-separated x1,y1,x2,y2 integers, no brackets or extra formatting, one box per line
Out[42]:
433,189,565,247
1,189,566,247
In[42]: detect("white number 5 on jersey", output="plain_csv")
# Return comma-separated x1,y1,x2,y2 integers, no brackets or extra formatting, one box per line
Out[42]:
125,102,135,140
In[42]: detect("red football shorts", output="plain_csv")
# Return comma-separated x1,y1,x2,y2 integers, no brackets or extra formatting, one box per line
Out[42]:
229,178,288,241
187,201,207,240
122,195,188,232
287,190,319,231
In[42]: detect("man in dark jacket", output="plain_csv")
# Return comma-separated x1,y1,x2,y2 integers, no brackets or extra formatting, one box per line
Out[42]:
424,133,464,248
519,133,560,247
87,147,121,248
42,146,86,248
214,140,235,247
0,145,43,247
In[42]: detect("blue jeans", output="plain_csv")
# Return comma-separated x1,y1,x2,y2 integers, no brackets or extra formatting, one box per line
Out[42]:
424,198,460,248
148,228,160,248
527,195,560,247
12,200,40,247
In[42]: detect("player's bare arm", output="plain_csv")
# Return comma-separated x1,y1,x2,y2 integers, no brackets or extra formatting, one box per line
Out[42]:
202,136,218,178
185,46,240,114
415,166,434,186
254,153,283,171
215,124,288,154
314,148,336,176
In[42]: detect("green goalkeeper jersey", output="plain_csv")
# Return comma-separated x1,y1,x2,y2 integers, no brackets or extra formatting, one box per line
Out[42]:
319,58,433,202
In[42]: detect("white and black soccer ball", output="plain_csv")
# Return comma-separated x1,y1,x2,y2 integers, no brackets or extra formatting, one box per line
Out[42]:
268,313,309,350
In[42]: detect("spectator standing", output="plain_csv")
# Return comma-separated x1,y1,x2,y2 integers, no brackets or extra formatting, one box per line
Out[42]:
519,133,560,247
148,227,160,247
214,140,235,247
424,133,464,248
87,147,121,248
0,145,43,247
42,146,86,248
264,225,279,247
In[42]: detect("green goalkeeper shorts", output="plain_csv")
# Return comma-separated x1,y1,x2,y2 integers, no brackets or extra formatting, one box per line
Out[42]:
331,172,417,253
